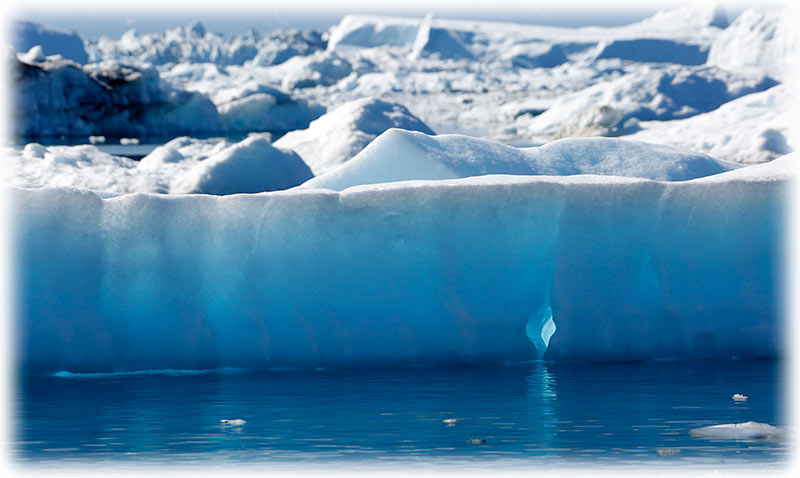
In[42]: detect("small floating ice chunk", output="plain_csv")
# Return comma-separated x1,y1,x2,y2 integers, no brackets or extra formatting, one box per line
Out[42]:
656,448,681,456
443,418,457,425
120,138,140,145
689,421,785,439
220,419,246,426
466,438,486,444
732,393,749,401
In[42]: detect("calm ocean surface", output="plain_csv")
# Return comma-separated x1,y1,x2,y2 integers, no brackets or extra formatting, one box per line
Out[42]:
12,359,789,471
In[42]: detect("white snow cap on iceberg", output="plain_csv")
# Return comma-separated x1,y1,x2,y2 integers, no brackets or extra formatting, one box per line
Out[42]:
171,136,313,195
279,51,357,90
215,83,324,133
18,45,46,63
299,129,739,191
627,84,795,164
638,2,729,29
274,98,434,176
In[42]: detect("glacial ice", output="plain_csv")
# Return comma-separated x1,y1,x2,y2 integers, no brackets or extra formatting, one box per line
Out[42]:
12,153,790,372
300,129,740,191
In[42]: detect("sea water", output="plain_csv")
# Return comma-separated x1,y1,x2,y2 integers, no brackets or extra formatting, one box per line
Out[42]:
12,359,788,470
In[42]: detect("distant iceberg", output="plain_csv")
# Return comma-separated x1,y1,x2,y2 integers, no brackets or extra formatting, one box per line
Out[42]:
85,21,325,66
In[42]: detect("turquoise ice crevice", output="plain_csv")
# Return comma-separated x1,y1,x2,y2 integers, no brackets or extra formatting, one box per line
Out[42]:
526,304,555,359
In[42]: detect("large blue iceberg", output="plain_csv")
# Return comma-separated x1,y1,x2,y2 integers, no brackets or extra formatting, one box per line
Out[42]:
12,151,790,372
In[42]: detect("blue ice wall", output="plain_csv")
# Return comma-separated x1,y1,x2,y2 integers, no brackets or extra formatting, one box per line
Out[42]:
12,164,787,372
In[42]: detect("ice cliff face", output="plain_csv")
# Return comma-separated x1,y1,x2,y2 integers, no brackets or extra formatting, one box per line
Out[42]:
10,55,323,138
11,57,222,138
12,155,791,372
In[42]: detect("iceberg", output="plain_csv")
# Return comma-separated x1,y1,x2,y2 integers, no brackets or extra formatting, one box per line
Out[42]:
12,57,223,138
6,5,793,374
327,5,722,61
12,148,789,372
11,53,324,138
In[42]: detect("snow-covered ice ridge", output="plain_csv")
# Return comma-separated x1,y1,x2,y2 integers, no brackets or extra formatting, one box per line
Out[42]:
12,154,791,372
6,99,436,194
7,128,738,195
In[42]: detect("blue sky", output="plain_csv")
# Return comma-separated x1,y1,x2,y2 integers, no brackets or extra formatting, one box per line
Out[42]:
12,6,670,40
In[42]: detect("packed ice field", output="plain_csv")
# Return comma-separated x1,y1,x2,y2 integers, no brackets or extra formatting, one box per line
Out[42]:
5,3,798,369
6,4,796,194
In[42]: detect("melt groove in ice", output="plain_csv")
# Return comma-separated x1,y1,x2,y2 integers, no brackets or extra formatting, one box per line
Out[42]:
12,158,789,372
